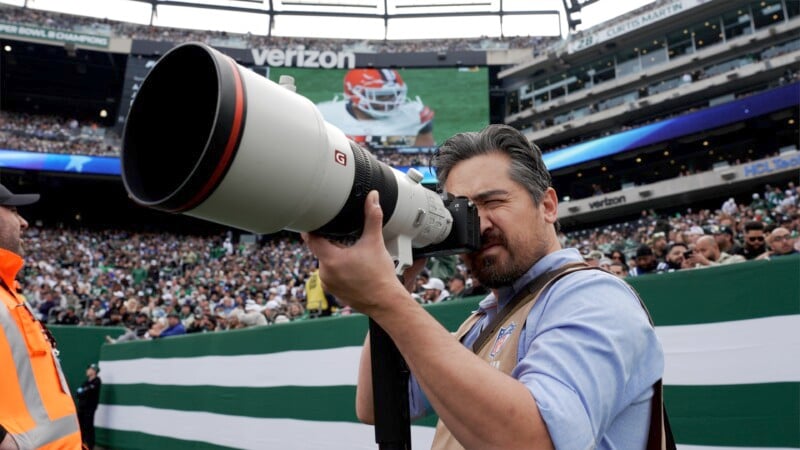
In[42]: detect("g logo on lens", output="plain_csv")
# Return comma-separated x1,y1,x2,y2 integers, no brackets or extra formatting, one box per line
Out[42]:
334,150,347,166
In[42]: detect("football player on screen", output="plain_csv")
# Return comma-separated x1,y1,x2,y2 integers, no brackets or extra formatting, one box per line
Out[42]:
316,68,435,147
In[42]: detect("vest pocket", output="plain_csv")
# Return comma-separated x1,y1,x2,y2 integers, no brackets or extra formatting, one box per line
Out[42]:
14,305,68,394
13,304,48,357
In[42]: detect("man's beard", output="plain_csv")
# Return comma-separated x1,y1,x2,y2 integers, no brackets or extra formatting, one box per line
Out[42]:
641,260,658,272
466,230,530,289
666,259,682,270
0,234,23,256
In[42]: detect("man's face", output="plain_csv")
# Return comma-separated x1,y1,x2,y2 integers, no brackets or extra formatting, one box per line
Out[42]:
695,238,719,262
609,264,627,278
653,236,667,251
768,228,795,255
448,278,465,294
636,255,656,271
744,229,766,250
423,288,438,301
0,206,28,255
444,152,556,288
666,245,687,267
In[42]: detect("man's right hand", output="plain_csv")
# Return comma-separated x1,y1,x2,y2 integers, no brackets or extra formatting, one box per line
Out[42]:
302,190,413,317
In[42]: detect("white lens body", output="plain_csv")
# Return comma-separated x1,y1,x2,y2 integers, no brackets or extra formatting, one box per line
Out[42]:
187,67,355,234
125,44,455,272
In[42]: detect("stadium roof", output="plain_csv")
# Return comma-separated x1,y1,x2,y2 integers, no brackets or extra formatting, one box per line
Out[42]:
1,0,653,40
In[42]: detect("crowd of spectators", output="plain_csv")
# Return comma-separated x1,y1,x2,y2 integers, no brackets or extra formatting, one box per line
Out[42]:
2,4,560,53
0,112,120,157
24,228,323,339
18,180,799,339
562,181,800,278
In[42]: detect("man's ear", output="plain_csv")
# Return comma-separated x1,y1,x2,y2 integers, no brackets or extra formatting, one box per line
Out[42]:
540,187,559,224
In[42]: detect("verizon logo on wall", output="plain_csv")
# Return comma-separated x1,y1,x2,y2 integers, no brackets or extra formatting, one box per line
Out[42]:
588,195,627,210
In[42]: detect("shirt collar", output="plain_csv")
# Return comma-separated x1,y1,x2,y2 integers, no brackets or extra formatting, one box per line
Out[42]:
499,248,585,310
473,248,584,314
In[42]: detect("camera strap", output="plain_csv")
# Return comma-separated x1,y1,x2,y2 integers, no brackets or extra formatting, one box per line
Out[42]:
471,261,587,353
467,261,676,450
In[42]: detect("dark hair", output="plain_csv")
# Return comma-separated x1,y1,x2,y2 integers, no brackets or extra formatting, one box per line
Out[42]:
743,220,765,233
433,124,552,205
635,244,654,258
666,242,688,253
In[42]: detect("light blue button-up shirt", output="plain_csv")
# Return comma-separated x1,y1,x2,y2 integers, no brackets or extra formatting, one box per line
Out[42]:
410,248,664,449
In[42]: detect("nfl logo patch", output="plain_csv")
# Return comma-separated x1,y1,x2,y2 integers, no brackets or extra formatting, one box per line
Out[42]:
490,322,517,359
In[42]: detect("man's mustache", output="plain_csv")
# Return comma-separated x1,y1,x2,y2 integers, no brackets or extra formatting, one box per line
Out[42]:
480,231,506,250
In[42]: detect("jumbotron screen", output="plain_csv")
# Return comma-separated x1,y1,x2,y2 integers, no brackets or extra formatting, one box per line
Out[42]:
266,66,489,149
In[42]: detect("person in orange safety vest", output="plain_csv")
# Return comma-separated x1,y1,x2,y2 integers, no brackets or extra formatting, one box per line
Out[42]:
0,183,82,450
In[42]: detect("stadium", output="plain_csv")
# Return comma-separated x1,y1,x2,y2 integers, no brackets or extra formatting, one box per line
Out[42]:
0,0,797,449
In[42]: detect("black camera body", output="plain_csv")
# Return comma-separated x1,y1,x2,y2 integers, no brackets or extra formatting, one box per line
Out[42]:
413,195,481,259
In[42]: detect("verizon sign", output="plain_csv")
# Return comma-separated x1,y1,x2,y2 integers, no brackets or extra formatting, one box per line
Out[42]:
251,47,355,69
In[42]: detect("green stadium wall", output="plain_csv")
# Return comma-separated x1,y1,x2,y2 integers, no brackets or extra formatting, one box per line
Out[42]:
50,325,126,408
53,256,799,449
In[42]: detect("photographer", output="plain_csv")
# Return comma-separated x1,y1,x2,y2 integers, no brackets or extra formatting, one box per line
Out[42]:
303,125,665,449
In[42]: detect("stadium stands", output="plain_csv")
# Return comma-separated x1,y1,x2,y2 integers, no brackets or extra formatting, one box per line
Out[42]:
0,111,120,156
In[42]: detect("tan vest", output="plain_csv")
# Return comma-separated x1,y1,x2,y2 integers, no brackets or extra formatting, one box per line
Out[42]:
430,263,669,450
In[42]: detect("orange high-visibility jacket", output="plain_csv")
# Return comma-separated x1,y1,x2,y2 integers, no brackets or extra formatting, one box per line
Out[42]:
0,249,82,449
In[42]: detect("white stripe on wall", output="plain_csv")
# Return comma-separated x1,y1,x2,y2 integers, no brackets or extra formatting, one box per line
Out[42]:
101,347,363,387
658,314,800,385
95,404,436,450
102,315,800,388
